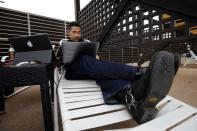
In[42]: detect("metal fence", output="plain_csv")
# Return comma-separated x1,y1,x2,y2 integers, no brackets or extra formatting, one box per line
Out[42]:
0,7,68,58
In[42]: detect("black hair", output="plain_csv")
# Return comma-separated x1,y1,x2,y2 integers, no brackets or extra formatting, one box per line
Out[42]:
68,21,81,31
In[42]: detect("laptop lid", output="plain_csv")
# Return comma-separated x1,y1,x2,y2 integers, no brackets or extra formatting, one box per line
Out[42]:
9,34,56,64
62,41,99,64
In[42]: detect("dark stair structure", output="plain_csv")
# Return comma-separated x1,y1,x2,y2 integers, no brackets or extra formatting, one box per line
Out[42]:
77,0,197,65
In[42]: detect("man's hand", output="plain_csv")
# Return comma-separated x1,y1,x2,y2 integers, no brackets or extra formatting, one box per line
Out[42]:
96,55,100,60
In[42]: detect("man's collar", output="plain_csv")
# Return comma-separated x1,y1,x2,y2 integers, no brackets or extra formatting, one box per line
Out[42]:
68,38,84,42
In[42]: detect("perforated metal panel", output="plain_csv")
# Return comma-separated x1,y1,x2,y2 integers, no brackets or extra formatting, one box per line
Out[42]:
79,0,119,42
79,0,197,64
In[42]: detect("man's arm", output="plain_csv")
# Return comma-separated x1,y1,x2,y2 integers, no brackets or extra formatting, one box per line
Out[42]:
83,39,100,59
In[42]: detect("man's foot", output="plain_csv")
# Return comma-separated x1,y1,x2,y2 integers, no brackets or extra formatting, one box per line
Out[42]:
126,51,180,123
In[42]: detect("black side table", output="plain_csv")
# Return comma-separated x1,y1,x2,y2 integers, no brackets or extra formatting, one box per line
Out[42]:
0,64,53,131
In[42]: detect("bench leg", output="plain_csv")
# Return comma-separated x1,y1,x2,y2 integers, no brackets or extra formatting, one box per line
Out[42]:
0,88,5,114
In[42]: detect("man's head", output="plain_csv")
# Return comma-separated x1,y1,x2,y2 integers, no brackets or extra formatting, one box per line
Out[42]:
68,21,81,42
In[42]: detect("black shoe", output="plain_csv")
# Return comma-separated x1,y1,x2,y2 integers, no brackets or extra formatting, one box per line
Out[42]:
126,51,178,123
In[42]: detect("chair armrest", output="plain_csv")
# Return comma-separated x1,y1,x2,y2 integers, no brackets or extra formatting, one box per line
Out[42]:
1,56,9,63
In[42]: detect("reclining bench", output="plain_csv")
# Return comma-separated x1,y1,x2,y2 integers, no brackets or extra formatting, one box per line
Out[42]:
53,66,197,131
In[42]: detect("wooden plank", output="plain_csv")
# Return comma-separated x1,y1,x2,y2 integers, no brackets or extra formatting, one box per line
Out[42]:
60,79,96,85
157,98,183,117
64,104,126,119
170,113,197,131
62,91,102,98
63,94,103,103
63,110,132,131
60,83,99,88
60,97,105,110
61,88,100,92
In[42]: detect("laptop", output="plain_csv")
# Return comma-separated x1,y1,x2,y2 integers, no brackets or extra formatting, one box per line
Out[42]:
62,41,99,64
9,34,56,65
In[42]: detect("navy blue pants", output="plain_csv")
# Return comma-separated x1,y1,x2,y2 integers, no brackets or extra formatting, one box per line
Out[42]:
65,55,138,104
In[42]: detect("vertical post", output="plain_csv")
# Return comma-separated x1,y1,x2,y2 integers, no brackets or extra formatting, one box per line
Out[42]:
74,0,80,21
64,21,67,39
109,50,111,61
122,48,124,63
27,13,31,36
0,88,5,112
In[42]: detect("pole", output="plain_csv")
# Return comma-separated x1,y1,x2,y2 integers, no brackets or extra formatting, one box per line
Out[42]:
74,0,80,21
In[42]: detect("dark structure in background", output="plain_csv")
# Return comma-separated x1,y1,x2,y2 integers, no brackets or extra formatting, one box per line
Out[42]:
0,7,68,59
0,0,197,65
78,0,197,64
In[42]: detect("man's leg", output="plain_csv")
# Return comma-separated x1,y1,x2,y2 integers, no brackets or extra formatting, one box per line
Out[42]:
96,79,131,104
115,51,181,123
68,55,138,82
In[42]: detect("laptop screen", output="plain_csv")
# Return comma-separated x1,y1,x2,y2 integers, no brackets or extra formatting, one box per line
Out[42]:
9,34,56,64
62,41,99,64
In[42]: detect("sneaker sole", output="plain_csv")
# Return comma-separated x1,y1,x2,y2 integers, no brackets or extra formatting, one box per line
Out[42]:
134,51,175,123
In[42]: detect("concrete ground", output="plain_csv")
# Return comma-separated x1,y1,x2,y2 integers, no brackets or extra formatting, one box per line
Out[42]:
169,67,197,107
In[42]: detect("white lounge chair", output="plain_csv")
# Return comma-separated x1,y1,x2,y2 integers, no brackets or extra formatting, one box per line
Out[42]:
53,67,197,131
1,56,9,63
183,44,197,67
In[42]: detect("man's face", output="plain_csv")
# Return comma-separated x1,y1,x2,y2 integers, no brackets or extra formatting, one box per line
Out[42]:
68,26,81,42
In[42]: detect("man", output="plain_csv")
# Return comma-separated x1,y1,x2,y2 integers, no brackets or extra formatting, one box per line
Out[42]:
57,21,180,123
